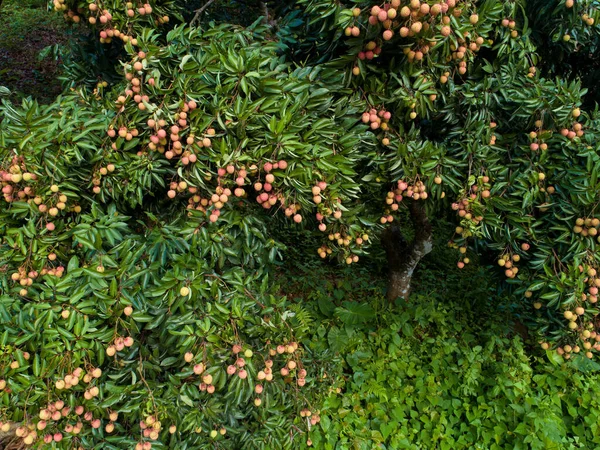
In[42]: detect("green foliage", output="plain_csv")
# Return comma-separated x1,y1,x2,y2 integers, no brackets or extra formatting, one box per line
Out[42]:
306,289,600,450
0,187,335,447
0,21,360,448
274,254,600,449
526,0,600,107
0,0,62,51
0,0,70,102
295,0,600,355
1,0,600,447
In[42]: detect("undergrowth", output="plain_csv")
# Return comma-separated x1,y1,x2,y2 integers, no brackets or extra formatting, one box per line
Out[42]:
275,228,600,450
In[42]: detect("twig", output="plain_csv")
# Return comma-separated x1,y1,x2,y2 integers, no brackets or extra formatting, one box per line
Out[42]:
260,1,269,24
191,0,217,25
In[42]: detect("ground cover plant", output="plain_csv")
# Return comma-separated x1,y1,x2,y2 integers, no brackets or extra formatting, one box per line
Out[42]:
0,0,74,103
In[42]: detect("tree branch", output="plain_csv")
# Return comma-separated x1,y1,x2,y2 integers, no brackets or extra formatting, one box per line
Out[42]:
260,1,269,24
191,0,217,25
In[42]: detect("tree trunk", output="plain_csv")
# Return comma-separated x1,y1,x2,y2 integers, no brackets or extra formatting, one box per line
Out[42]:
382,201,433,302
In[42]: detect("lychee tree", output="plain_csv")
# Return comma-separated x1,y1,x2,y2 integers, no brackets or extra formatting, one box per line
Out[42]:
1,0,600,448
0,23,356,450
51,0,181,34
310,0,600,359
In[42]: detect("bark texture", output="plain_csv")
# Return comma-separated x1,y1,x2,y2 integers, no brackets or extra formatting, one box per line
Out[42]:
382,201,433,301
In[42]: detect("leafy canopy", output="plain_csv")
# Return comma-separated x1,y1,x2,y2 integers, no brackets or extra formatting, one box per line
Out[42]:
0,0,600,448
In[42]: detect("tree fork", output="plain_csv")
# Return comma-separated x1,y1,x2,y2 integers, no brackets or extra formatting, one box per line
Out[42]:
382,201,433,302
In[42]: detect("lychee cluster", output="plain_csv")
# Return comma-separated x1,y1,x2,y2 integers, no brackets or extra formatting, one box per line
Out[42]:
311,181,328,208
300,408,322,427
581,12,595,26
145,106,204,156
13,423,39,446
555,324,600,360
170,180,196,200
105,336,135,357
10,256,69,297
345,7,363,37
380,179,428,224
527,120,550,151
1,157,37,203
91,163,116,194
488,121,498,145
271,342,307,388
182,352,215,394
3,352,29,372
346,0,483,71
252,161,292,212
361,107,392,131
98,23,139,46
402,41,437,63
500,17,519,38
573,217,600,239
557,108,585,140
178,160,295,223
55,2,170,45
357,40,383,60
107,125,138,141
1,160,81,232
182,340,310,412
317,244,333,259
55,367,86,391
321,231,367,264
10,267,38,297
109,60,206,161
227,346,253,383
582,265,600,304
2,391,118,447
139,414,162,445
448,34,485,74
549,264,600,359
455,245,471,269
451,176,491,227
559,123,585,141
316,191,345,224
496,251,523,279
